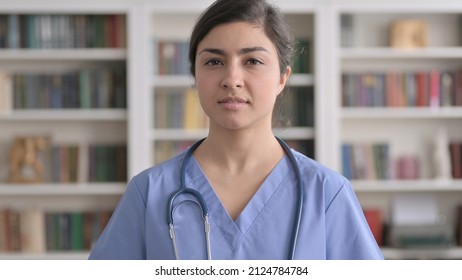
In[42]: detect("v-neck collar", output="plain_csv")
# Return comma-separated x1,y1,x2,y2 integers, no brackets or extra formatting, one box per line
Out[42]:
185,155,291,249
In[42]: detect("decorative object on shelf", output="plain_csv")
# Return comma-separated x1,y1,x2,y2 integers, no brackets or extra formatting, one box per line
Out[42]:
432,127,451,181
8,135,50,183
390,20,427,48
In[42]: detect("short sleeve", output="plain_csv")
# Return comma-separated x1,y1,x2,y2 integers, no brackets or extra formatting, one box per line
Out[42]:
325,181,384,260
88,178,147,259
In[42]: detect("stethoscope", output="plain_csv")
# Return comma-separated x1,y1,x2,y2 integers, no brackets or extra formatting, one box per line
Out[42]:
167,137,304,260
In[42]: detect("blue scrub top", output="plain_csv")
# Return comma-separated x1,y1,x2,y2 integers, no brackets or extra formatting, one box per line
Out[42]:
89,149,384,260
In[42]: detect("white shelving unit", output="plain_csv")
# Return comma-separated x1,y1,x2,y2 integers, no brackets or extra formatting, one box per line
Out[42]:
0,0,137,259
331,0,462,259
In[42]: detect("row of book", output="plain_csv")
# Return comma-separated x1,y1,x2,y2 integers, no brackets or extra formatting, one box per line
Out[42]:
342,70,462,107
0,68,126,111
343,141,462,180
154,88,209,129
49,144,127,183
51,145,79,183
154,40,189,75
153,38,312,76
281,86,314,127
0,14,126,49
450,142,462,179
342,143,391,180
0,209,111,253
88,145,127,183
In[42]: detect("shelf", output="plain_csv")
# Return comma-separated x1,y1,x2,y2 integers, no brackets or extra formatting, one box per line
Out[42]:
352,179,462,192
0,49,127,61
152,128,207,141
341,107,462,119
381,247,462,260
152,127,315,141
0,109,127,121
274,127,315,140
287,74,315,87
340,47,462,59
151,74,314,88
0,183,126,196
152,75,194,88
0,251,89,260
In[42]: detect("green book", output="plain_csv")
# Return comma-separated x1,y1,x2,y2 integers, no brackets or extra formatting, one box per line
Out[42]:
70,212,84,251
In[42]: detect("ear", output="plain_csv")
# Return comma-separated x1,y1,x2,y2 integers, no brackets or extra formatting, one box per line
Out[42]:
278,66,291,94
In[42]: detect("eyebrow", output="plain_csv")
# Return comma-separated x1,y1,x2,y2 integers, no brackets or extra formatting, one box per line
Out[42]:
198,46,269,56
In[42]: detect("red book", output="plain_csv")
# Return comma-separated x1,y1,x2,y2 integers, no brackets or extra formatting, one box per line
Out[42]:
450,142,462,179
430,70,440,107
364,208,383,246
416,72,427,107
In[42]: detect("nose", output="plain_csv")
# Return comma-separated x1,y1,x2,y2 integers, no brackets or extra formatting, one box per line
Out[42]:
221,62,243,89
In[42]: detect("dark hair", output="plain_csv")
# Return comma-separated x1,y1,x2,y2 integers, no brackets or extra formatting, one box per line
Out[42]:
189,0,295,127
189,0,294,77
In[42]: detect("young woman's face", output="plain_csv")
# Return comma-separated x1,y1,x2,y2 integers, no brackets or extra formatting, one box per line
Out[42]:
195,21,290,132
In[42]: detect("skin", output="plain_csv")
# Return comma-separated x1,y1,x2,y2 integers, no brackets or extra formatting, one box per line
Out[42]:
193,21,291,220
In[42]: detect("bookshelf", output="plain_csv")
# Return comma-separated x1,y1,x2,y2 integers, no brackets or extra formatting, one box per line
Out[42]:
331,0,462,259
1,0,462,260
0,0,134,259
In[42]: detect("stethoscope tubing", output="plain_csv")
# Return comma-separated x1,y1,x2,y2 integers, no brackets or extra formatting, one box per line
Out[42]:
276,137,304,260
167,137,303,260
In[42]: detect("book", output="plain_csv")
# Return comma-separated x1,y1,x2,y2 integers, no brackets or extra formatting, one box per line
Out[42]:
364,208,383,246
430,70,440,107
0,71,13,113
79,69,91,108
340,14,354,48
449,142,461,179
395,155,419,180
70,212,84,250
183,88,208,130
19,209,46,253
7,14,20,48
341,142,391,180
88,144,127,182
0,15,7,48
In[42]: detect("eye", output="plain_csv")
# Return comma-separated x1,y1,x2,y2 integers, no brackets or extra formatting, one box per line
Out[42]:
204,58,223,66
245,58,263,65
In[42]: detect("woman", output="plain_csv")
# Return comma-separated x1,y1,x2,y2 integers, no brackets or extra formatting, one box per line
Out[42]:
89,0,383,260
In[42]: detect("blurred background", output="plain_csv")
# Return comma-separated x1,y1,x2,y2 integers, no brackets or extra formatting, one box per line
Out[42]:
0,0,461,260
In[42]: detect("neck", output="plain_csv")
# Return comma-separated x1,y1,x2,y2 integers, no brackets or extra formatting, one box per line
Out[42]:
194,128,283,174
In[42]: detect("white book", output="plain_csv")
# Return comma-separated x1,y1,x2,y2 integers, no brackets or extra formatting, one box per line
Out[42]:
0,72,13,113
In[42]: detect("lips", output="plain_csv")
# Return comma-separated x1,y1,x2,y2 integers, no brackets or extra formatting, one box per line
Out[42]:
218,96,248,104
217,96,249,110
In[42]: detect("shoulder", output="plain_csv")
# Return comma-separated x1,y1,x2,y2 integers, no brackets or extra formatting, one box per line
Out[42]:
127,151,186,198
292,150,349,186
290,149,353,206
